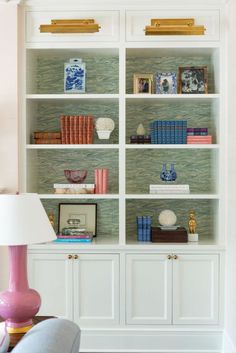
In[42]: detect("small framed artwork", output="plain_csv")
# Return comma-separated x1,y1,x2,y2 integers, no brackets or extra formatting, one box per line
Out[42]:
133,74,153,94
58,203,97,236
178,66,208,94
64,58,86,93
156,72,177,94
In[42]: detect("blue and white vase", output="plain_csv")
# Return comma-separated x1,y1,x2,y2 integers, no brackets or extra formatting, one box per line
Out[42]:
160,164,177,182
64,58,86,93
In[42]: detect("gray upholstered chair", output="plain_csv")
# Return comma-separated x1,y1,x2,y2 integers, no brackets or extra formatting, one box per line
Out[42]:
11,318,80,353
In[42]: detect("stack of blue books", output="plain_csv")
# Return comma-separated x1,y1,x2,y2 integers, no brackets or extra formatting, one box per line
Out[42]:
149,120,187,144
136,216,152,242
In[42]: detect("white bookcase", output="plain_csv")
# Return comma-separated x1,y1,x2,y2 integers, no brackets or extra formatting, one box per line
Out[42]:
19,1,226,351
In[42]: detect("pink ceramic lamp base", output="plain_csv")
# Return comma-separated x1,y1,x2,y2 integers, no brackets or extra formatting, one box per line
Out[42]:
0,245,41,333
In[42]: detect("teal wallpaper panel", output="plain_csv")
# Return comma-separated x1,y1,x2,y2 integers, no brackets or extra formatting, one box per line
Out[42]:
126,101,216,143
34,55,119,94
126,199,217,242
126,149,216,194
42,198,119,239
126,56,214,93
30,149,119,194
33,101,119,144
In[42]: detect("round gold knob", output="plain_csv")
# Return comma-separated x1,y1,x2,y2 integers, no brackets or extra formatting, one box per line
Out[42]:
68,254,72,259
167,255,172,260
73,255,78,260
173,255,178,260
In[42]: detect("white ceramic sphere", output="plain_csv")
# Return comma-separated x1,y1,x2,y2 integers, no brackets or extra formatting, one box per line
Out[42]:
158,209,177,226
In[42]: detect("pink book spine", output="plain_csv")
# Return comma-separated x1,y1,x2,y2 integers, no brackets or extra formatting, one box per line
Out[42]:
102,168,109,194
95,169,103,194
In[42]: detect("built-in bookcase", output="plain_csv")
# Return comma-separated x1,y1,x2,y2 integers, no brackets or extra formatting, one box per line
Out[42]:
21,11,225,247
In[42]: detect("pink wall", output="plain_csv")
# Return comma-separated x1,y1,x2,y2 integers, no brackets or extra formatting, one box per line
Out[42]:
0,3,18,289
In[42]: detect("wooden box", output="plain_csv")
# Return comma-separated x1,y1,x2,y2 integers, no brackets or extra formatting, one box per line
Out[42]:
151,227,188,243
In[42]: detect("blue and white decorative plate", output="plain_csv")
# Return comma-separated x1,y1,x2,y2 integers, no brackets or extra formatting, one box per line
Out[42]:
156,72,177,94
64,59,86,93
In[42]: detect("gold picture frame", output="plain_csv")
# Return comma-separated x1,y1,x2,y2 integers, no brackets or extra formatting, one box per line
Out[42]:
133,74,153,94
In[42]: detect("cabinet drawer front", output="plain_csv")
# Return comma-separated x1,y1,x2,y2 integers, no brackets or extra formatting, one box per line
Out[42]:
126,10,220,42
26,10,119,43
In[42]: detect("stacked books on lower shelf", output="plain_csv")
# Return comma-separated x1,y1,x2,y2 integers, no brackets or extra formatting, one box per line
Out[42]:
149,120,187,144
130,135,151,144
54,232,94,243
136,216,152,241
149,184,190,194
34,132,61,144
60,115,94,144
187,128,212,144
54,183,95,194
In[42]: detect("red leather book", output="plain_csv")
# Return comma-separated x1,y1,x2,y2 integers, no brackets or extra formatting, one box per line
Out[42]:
74,116,79,144
87,116,94,144
34,132,61,139
102,168,109,193
64,115,70,144
78,115,84,144
60,116,66,144
35,139,62,144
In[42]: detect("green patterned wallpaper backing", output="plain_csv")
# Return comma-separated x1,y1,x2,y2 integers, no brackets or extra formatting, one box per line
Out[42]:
126,149,216,194
126,101,216,143
33,54,119,94
32,101,119,144
126,56,214,93
42,199,119,239
29,149,119,194
126,199,217,242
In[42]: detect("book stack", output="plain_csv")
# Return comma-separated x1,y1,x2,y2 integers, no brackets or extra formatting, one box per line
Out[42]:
53,183,95,194
54,232,93,243
149,120,187,144
151,227,188,243
136,216,152,241
34,132,61,144
187,127,212,144
149,184,190,194
60,115,94,144
94,169,109,194
130,135,151,144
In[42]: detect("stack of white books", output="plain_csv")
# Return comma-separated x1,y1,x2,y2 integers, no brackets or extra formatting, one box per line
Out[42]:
54,183,95,194
149,184,190,194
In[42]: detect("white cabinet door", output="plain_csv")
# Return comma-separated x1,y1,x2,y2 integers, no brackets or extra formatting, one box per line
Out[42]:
126,254,172,324
173,254,219,324
73,254,119,326
28,253,73,319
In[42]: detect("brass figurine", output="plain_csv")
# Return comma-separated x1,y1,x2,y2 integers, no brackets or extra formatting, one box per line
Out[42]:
188,210,197,234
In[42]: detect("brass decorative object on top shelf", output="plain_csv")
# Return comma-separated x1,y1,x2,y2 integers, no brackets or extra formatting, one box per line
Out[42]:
40,19,101,33
145,18,206,36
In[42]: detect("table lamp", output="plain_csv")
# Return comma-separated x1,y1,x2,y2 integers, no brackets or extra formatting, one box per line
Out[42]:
0,193,56,333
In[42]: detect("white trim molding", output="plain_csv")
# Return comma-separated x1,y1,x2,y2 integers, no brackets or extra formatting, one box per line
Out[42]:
222,331,236,353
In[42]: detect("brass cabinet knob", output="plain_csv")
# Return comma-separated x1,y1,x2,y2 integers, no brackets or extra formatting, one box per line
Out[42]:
68,254,73,259
173,255,178,260
167,255,172,260
73,255,78,260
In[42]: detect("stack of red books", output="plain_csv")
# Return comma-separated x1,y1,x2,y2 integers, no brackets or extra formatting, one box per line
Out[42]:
60,115,94,144
34,132,61,144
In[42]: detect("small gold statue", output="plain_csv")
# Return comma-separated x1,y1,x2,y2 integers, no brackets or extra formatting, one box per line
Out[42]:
48,211,55,228
188,210,197,234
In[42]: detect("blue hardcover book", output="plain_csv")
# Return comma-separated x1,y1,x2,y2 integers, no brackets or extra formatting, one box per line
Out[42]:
170,121,175,144
182,120,187,144
149,122,155,144
157,120,162,144
161,121,167,144
165,120,171,144
174,121,181,144
146,216,152,241
54,238,93,243
142,216,146,241
137,216,143,241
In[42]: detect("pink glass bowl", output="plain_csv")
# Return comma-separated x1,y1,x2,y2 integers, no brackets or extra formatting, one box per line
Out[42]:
64,170,87,183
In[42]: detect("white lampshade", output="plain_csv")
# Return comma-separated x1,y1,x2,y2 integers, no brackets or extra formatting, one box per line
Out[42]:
0,193,56,245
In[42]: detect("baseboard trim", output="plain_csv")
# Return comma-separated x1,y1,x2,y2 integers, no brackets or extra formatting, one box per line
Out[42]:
222,331,236,353
80,329,223,352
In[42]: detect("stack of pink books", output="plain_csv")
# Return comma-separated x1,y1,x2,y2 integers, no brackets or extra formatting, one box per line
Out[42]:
94,168,109,194
187,135,212,144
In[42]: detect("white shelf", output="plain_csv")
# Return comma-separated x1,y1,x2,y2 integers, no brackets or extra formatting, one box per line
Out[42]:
126,144,219,149
27,144,119,149
39,194,120,199
126,94,220,102
125,194,219,200
26,94,119,102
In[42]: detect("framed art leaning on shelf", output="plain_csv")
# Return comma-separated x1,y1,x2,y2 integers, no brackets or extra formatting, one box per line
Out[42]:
178,66,208,94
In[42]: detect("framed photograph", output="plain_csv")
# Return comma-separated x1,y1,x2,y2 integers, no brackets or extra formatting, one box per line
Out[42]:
156,72,177,94
58,203,97,236
133,74,153,94
178,66,208,94
64,59,86,93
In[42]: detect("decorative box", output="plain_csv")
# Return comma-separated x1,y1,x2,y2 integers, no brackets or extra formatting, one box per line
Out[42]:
151,227,188,243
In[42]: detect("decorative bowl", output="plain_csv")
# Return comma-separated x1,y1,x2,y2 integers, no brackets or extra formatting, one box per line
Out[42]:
64,170,87,183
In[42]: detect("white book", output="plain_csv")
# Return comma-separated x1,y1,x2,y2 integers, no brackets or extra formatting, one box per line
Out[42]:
149,184,189,189
54,183,95,189
150,190,190,194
